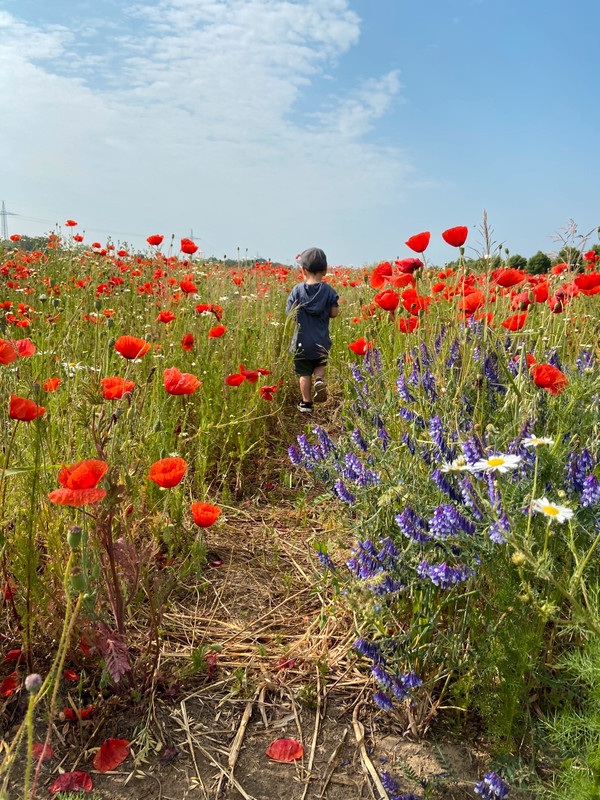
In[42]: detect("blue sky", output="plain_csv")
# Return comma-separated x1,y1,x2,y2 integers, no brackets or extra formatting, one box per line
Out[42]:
0,0,598,265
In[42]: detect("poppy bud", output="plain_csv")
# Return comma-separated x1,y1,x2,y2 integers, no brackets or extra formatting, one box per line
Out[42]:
459,247,465,256
115,407,124,419
67,525,82,549
107,337,116,348
94,299,102,310
32,382,40,395
107,318,114,328
52,298,61,308
144,333,152,341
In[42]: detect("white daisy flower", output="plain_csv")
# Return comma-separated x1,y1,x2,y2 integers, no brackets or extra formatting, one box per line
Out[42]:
440,457,470,473
522,436,555,448
470,454,522,474
531,497,574,524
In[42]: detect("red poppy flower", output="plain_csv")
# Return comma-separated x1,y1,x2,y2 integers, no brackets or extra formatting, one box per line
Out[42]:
49,772,93,795
531,364,568,395
147,234,164,246
551,262,568,275
43,377,61,391
100,376,135,400
9,234,21,242
73,234,84,242
32,743,54,761
93,738,130,772
348,337,373,356
492,269,525,288
0,673,19,696
181,333,194,351
501,312,528,331
574,273,600,294
259,385,278,401
191,502,221,527
0,339,19,364
397,316,420,333
10,395,45,421
114,336,151,359
394,257,423,274
369,262,393,289
163,367,200,395
256,367,271,375
14,338,36,357
388,272,415,288
49,459,108,506
266,738,304,762
65,219,78,227
401,287,431,315
514,353,536,369
147,457,187,488
441,226,468,247
179,280,198,294
374,288,399,311
405,231,430,253
239,364,259,383
458,290,486,315
63,705,95,720
157,310,176,324
208,325,226,338
225,373,246,386
180,238,198,255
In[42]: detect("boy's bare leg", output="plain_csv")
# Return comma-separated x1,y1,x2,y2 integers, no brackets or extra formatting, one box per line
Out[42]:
313,365,326,382
299,376,312,402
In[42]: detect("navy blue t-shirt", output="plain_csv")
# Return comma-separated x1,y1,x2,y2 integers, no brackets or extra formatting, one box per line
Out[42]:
285,281,339,360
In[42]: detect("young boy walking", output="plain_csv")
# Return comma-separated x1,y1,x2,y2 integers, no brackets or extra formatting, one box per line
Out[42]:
286,247,339,413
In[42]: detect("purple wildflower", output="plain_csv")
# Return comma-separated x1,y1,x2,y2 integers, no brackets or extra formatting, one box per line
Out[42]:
581,474,600,507
474,771,509,799
351,428,368,452
353,637,384,664
396,374,416,403
333,480,356,504
395,508,431,544
373,691,394,712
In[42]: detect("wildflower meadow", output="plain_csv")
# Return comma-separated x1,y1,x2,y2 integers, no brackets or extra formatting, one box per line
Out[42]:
1,220,600,799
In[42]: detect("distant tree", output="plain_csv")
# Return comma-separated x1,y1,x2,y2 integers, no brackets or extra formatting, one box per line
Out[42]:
556,247,583,269
527,251,551,275
508,254,527,270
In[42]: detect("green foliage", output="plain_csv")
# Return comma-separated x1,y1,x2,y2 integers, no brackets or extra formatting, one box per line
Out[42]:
556,246,583,269
527,250,552,274
508,254,528,269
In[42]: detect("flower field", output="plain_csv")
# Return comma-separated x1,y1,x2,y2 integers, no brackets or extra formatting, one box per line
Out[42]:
2,222,600,799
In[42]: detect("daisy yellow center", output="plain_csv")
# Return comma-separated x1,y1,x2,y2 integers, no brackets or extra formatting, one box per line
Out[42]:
543,505,559,516
488,458,505,467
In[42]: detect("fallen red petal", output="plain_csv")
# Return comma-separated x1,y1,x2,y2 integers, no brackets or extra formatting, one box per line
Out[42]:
48,771,93,794
266,738,304,762
93,738,130,772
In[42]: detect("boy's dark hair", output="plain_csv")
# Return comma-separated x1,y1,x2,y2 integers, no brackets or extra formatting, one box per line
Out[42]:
299,247,327,273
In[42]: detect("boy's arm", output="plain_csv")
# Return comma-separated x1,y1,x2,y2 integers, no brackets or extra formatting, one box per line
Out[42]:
329,304,339,318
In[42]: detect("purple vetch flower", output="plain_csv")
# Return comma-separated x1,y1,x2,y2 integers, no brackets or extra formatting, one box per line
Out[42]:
446,339,460,368
395,507,431,544
399,407,426,428
297,434,323,464
422,369,438,401
353,637,385,664
581,474,600,507
402,431,416,455
576,348,594,374
333,480,356,504
428,504,475,540
316,551,336,571
429,415,455,460
314,425,335,456
373,691,394,712
350,364,363,382
417,559,474,589
434,324,447,354
473,344,481,363
566,449,595,494
462,436,484,465
288,445,303,467
396,374,416,403
431,468,463,503
380,771,401,796
365,347,382,373
377,418,391,450
408,360,421,386
489,512,511,544
372,664,392,690
474,771,509,799
391,671,422,700
351,428,368,452
459,476,485,520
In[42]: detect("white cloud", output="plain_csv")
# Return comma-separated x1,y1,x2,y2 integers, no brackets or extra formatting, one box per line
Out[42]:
0,1,415,262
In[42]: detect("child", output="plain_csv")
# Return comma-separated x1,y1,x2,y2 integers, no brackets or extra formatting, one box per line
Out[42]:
286,247,339,412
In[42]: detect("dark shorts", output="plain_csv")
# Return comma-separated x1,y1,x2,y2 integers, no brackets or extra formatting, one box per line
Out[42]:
293,355,328,377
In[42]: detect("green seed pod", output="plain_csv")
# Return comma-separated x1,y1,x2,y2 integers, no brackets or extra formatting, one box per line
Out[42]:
94,299,102,310
67,525,82,549
70,571,87,593
107,317,115,328
107,337,116,348
52,297,61,308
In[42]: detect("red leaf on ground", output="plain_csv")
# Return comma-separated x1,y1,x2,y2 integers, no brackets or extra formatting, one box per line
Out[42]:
63,704,94,720
274,657,296,672
266,738,304,762
48,771,93,794
159,745,180,766
93,738,130,772
32,743,54,760
63,668,79,681
209,560,224,568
